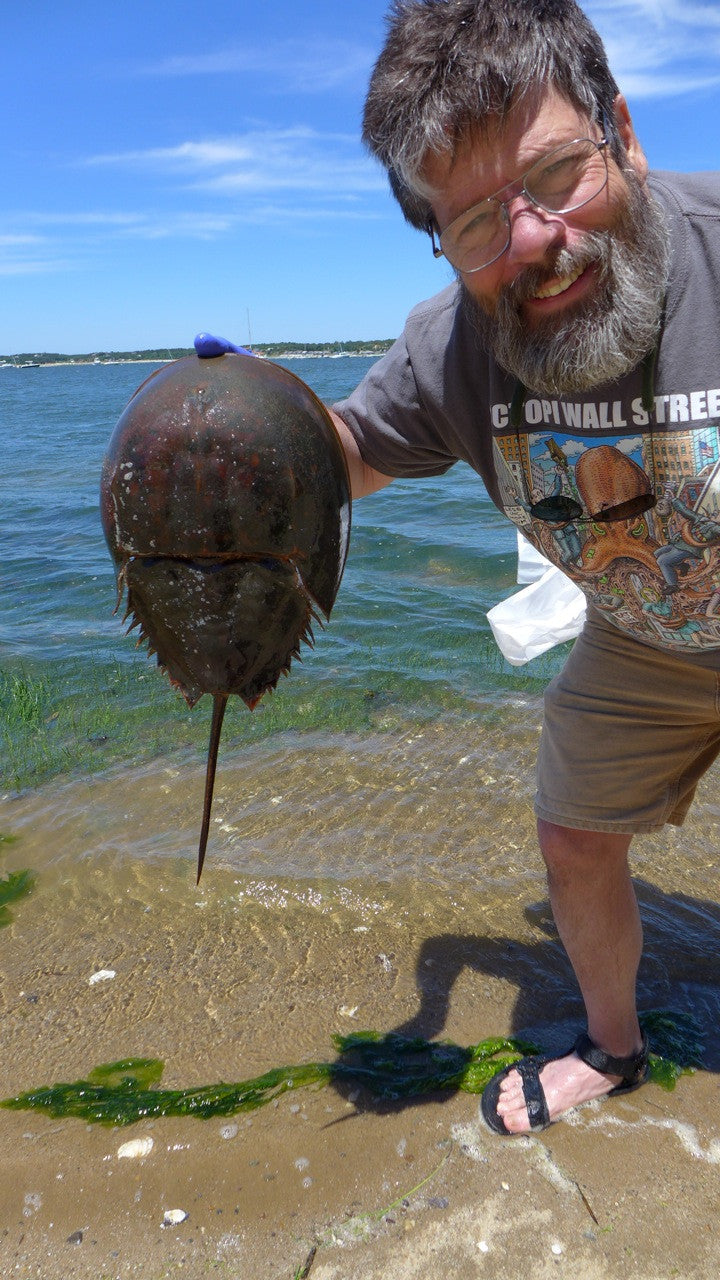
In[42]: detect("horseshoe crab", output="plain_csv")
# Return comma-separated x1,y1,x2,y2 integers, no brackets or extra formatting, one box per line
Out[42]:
100,353,351,881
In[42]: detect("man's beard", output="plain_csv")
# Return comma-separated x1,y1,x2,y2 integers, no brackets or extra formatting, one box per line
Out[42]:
462,173,670,396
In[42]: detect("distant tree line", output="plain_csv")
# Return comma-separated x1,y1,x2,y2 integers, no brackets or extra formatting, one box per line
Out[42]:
0,349,194,365
256,339,394,356
0,339,395,366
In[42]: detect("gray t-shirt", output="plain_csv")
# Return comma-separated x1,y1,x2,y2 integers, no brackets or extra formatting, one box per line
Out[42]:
336,171,720,662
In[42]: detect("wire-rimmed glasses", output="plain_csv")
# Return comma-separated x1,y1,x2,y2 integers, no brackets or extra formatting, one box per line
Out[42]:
429,129,610,274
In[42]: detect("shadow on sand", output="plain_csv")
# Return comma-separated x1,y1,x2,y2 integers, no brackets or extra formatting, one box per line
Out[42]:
1,881,715,1127
328,876,720,1117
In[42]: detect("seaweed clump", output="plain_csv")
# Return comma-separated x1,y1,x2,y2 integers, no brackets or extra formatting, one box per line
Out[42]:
0,1011,702,1128
0,868,34,929
1,1033,535,1127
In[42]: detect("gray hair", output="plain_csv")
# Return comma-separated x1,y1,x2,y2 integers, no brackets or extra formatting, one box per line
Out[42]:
363,0,621,230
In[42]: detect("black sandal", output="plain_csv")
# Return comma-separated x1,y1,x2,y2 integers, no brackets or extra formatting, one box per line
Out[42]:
480,1031,650,1135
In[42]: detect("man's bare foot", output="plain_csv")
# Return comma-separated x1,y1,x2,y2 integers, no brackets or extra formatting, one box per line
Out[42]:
493,1051,624,1134
481,1033,649,1135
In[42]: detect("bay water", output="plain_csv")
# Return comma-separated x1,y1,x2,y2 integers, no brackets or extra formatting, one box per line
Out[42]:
1,357,719,1090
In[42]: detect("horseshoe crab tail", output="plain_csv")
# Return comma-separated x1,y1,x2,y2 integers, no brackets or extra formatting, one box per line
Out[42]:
196,692,228,884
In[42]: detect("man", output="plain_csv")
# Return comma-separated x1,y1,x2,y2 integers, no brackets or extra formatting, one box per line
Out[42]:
326,0,720,1134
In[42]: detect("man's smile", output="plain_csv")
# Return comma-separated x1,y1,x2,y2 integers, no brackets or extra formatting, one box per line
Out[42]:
522,261,600,317
532,261,587,299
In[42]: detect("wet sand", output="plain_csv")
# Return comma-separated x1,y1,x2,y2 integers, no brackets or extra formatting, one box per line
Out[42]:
4,1065,720,1280
2,727,720,1278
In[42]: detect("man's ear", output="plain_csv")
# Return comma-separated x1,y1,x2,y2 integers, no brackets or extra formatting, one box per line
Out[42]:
613,93,648,183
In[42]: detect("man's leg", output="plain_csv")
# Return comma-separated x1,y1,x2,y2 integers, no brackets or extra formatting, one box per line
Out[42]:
492,819,645,1133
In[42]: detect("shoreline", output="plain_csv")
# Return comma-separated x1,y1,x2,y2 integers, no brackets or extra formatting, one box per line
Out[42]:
0,348,391,370
5,1070,720,1280
2,758,720,1277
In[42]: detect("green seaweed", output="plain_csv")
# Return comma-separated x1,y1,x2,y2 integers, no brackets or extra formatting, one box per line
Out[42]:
640,1009,704,1089
1,1011,702,1127
331,1030,539,1098
0,868,35,928
0,669,50,729
1,1057,332,1126
0,634,558,793
1,1034,533,1127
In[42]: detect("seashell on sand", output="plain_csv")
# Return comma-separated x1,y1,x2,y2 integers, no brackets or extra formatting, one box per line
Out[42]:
117,1137,154,1160
89,969,116,985
162,1209,189,1227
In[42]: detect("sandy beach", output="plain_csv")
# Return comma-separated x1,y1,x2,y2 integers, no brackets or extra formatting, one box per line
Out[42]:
2,741,720,1280
2,945,720,1280
3,1064,720,1280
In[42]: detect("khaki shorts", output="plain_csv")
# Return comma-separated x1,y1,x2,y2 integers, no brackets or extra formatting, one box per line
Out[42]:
535,612,720,834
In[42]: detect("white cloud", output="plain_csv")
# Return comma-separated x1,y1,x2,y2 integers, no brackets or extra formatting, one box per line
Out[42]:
117,212,240,240
616,435,645,454
596,0,720,24
0,213,149,271
0,241,71,276
85,141,262,169
7,120,388,277
136,10,720,103
560,438,587,459
0,199,384,271
135,38,374,95
584,0,720,97
192,202,383,226
21,212,146,229
199,160,383,195
82,128,385,198
0,234,45,246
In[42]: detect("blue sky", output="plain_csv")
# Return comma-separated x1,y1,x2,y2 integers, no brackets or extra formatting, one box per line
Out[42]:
2,0,718,354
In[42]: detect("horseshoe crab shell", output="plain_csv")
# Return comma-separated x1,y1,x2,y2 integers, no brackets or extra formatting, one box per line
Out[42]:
100,352,351,879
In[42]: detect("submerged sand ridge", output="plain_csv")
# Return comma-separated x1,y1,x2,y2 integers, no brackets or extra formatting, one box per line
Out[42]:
2,726,720,1277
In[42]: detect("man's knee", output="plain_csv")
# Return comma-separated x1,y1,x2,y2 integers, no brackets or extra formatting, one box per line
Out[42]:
537,819,633,873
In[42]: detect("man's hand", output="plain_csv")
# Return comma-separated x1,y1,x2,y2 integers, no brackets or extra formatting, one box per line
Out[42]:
194,332,254,358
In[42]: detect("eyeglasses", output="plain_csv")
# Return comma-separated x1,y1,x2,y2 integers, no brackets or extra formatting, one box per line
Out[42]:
429,129,610,274
510,347,658,525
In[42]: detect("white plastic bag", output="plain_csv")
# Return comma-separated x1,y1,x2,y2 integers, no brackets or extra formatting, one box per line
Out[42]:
487,537,586,665
516,531,553,583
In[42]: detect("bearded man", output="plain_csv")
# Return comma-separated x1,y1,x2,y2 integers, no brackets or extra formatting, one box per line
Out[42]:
327,0,720,1133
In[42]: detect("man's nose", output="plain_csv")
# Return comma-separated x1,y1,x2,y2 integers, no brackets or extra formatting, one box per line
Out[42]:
504,195,565,267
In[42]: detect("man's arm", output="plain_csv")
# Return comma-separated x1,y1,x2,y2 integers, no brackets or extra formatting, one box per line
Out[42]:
328,409,395,500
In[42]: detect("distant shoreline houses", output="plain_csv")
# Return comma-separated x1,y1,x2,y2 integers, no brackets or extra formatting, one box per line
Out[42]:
0,340,395,368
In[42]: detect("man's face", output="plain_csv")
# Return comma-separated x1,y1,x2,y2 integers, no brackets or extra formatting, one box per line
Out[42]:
422,88,668,394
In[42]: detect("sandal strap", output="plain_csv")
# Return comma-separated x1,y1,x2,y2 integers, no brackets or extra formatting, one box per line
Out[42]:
573,1031,649,1084
515,1056,551,1129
